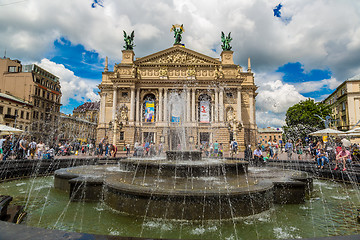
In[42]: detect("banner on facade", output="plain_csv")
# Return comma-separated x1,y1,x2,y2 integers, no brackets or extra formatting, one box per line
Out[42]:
200,101,210,123
144,101,155,122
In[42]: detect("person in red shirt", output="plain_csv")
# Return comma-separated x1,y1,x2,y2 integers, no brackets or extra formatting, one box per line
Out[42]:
334,146,351,171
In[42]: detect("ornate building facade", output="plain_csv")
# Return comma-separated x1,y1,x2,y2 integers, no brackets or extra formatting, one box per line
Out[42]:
98,44,257,151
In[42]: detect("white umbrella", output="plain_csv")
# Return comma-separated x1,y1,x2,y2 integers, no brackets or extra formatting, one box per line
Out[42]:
0,124,23,135
309,128,344,136
341,138,352,147
345,127,360,134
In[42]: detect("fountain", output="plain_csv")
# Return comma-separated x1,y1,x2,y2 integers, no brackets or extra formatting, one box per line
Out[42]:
54,151,312,220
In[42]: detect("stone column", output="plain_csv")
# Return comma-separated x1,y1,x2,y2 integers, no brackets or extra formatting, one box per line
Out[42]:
136,89,140,123
192,89,196,122
112,87,117,120
100,93,106,123
164,88,168,122
249,92,254,126
130,87,135,121
219,88,224,122
215,89,219,122
237,88,242,123
159,88,163,122
187,89,191,122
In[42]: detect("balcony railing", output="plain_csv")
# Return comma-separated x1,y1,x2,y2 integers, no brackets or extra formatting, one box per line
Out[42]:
4,114,16,120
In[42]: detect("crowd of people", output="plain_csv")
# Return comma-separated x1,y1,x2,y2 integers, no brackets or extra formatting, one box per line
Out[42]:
1,133,359,173
254,137,359,171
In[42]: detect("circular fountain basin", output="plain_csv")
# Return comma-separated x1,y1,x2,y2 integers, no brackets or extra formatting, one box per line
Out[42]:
54,158,312,220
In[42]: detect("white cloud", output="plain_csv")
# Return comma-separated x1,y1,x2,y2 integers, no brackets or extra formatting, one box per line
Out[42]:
2,0,360,124
0,0,358,81
37,59,100,105
295,77,342,94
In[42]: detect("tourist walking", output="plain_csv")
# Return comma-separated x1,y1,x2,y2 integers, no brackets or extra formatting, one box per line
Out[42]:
296,138,303,160
285,139,293,160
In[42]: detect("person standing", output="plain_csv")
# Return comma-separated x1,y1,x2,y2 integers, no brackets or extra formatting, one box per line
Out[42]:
36,140,45,159
213,141,219,157
272,139,279,160
126,143,130,156
18,137,27,159
28,139,37,160
296,138,303,160
285,139,293,160
0,136,6,160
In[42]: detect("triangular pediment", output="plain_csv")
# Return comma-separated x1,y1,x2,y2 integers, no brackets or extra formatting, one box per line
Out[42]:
135,46,220,65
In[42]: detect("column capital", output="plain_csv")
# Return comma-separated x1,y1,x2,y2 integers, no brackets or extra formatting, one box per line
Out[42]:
237,87,242,91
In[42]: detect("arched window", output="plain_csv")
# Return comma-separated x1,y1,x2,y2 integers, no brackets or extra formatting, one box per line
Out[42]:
198,94,211,123
143,94,156,122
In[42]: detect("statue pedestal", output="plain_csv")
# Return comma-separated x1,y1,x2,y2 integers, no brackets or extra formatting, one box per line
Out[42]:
221,51,234,64
121,50,134,64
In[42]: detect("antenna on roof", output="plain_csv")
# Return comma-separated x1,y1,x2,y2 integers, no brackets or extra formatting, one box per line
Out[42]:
3,49,6,59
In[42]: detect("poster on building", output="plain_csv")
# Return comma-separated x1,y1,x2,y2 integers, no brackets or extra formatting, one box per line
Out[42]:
200,101,210,123
144,101,155,122
171,103,182,123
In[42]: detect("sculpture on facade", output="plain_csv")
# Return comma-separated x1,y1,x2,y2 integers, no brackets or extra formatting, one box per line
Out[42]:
221,32,232,51
123,30,135,50
170,24,184,45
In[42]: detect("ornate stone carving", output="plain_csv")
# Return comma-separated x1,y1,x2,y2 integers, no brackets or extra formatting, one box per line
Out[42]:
227,108,235,122
144,52,207,64
159,67,168,77
214,66,224,79
115,104,129,123
187,67,196,77
107,93,113,103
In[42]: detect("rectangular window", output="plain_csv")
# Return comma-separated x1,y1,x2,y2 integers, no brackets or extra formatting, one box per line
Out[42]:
122,92,128,97
7,108,11,115
8,66,17,72
120,132,124,140
342,102,346,111
20,111,24,119
14,109,18,117
26,112,29,120
47,92,50,99
226,92,233,98
0,106,3,114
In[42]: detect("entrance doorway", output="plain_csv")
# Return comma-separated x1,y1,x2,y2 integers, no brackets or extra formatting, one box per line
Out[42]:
143,132,154,143
169,130,181,150
199,132,210,145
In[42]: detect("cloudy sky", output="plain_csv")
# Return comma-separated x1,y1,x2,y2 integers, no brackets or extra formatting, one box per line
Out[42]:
1,0,360,127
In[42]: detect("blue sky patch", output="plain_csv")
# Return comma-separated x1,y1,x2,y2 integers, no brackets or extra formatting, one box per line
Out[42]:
277,62,332,83
273,3,292,24
49,37,104,80
91,0,104,8
273,4,282,18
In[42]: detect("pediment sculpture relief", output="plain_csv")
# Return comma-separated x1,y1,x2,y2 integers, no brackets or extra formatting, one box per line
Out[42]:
143,52,208,64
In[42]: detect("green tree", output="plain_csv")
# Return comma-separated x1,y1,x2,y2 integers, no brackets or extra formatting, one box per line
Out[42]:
283,99,331,141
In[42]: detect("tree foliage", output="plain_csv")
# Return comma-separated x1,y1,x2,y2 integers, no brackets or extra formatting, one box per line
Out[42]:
285,99,331,128
283,99,331,141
